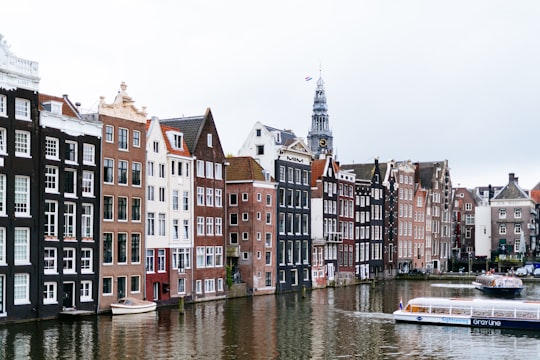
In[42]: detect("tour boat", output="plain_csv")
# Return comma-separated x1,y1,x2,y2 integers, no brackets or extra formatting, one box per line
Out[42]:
394,297,540,330
110,297,157,315
472,271,523,296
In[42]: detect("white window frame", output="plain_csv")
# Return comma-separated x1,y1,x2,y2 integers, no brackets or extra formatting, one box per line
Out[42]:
15,176,30,216
80,281,92,302
14,273,30,304
0,95,6,117
0,228,5,265
64,202,76,238
105,125,114,143
65,140,78,164
133,130,141,147
15,98,30,120
63,248,76,274
82,204,93,238
0,128,6,154
43,282,57,305
14,227,29,265
82,143,95,165
45,166,59,193
82,171,94,196
44,247,57,274
0,175,5,216
44,200,58,238
15,130,30,157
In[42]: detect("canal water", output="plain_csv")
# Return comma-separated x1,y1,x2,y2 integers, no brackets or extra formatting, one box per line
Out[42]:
3,279,540,359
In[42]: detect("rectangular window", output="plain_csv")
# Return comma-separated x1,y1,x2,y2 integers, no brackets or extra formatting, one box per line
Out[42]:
43,282,57,304
0,128,6,154
206,188,214,206
65,140,77,163
117,197,128,221
102,277,113,295
146,250,155,272
131,276,140,293
215,246,223,266
14,274,29,304
0,228,5,265
132,198,141,221
131,234,141,263
64,203,76,238
147,161,154,176
104,158,114,183
83,143,95,165
133,130,141,147
15,98,30,120
118,160,128,185
103,196,113,220
215,217,223,236
172,190,179,210
118,128,128,150
14,175,29,215
45,137,59,159
158,249,166,272
63,248,76,273
206,217,214,235
206,161,214,179
64,169,76,196
81,204,93,238
82,171,94,196
132,162,142,186
196,160,204,177
81,248,93,273
215,163,223,180
159,187,165,202
197,187,204,206
103,233,113,264
13,227,29,266
80,281,92,301
44,201,58,238
206,246,214,267
196,247,205,268
197,217,205,235
118,233,127,263
147,185,155,201
178,279,185,294
105,125,114,142
147,213,155,235
159,213,166,236
183,191,189,211
215,189,223,207
15,130,30,157
0,95,5,117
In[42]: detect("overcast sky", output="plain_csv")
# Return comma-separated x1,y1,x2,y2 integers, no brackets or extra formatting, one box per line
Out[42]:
4,1,540,189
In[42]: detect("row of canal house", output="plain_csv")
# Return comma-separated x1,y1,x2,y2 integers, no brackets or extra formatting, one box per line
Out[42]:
0,36,460,323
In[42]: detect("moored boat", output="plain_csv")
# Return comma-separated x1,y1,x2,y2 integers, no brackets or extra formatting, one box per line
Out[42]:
393,297,540,331
110,297,157,315
472,271,523,296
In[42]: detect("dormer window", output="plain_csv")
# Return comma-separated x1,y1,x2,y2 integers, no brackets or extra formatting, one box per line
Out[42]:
173,134,183,149
166,131,184,150
50,101,62,115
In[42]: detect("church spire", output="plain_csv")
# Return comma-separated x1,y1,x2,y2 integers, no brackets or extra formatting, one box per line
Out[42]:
307,70,333,158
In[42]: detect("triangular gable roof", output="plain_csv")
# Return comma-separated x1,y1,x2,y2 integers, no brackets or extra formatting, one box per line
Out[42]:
160,115,204,153
263,125,296,146
282,138,312,156
39,93,80,119
226,156,271,182
340,163,375,181
493,173,529,200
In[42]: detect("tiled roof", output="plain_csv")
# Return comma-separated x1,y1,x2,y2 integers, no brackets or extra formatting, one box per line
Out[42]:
340,163,375,181
226,156,270,181
493,175,529,200
263,125,296,145
160,124,191,157
161,115,205,153
311,159,326,187
38,93,79,118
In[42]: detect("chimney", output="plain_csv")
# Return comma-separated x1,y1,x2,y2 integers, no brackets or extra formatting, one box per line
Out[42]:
509,173,518,183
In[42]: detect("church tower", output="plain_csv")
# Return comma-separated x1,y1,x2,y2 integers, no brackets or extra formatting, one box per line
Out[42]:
307,73,333,158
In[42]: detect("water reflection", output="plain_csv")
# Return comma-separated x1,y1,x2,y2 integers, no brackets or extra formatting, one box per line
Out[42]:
2,281,540,359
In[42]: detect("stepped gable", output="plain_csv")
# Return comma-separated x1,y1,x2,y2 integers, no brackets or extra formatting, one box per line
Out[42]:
226,156,269,182
493,173,529,200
